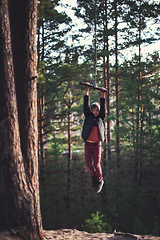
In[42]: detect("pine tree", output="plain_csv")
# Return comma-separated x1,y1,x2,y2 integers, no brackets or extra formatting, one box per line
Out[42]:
0,0,43,238
37,0,72,173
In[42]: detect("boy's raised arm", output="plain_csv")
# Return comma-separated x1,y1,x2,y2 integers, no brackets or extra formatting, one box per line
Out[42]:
85,85,89,96
100,89,106,98
101,91,105,98
99,89,106,119
83,85,90,117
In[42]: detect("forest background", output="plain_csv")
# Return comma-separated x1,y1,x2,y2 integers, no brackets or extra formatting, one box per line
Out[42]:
37,0,160,236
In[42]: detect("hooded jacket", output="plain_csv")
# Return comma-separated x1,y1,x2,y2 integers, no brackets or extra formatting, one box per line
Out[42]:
82,95,106,142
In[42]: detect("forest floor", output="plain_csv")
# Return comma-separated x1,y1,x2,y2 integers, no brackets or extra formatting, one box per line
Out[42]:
0,229,160,240
43,229,160,240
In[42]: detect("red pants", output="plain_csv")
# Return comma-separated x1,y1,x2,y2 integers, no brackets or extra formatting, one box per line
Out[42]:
84,141,103,181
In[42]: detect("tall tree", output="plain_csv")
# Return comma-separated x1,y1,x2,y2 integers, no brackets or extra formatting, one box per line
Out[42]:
121,0,160,184
114,0,120,166
103,0,111,164
37,0,72,170
0,0,43,239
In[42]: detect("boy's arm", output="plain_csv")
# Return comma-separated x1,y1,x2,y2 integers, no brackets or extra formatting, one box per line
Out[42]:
83,85,90,117
99,90,106,120
101,91,105,99
85,85,89,96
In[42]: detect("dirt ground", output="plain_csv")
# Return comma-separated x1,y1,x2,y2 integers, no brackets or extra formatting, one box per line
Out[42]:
43,229,160,240
0,229,160,240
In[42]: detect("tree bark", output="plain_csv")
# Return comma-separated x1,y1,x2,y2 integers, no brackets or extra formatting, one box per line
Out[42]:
67,108,72,193
0,0,43,239
37,17,46,177
38,89,46,176
114,0,120,166
135,0,142,185
104,0,111,163
63,81,75,207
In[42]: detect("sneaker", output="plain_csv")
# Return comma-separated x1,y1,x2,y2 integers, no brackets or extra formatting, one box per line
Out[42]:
91,176,97,188
95,179,104,193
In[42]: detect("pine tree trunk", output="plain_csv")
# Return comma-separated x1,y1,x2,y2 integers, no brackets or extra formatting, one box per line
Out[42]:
37,19,46,177
63,82,74,208
105,0,111,163
103,0,111,173
67,108,72,193
0,0,43,239
115,0,120,166
135,0,142,184
38,87,46,178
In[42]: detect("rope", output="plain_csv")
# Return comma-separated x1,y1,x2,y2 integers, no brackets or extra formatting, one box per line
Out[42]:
94,0,97,86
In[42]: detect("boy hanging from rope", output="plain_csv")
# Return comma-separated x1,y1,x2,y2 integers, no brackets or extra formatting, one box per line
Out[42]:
82,83,106,193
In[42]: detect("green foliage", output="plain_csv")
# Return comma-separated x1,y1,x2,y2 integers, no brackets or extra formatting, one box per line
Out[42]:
83,211,112,233
38,61,46,84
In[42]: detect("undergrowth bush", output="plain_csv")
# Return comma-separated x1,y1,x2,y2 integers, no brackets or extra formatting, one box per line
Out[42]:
83,211,112,233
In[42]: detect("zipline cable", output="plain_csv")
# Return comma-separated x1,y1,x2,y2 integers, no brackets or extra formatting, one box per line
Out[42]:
79,0,107,92
94,0,97,87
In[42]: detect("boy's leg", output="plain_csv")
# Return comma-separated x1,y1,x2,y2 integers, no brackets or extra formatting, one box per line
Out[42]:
93,142,104,193
92,142,103,181
84,142,96,177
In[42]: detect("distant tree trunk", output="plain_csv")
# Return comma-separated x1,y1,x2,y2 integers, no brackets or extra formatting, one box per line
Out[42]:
37,18,46,177
0,0,43,239
37,23,41,66
103,0,111,174
41,20,45,62
63,81,75,200
135,0,142,184
105,0,111,163
67,108,72,192
114,0,120,166
103,4,107,169
38,86,46,178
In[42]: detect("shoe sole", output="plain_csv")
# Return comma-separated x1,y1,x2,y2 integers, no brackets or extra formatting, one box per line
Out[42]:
95,180,104,194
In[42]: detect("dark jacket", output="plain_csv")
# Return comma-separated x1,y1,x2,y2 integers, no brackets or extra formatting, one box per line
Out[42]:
82,95,106,142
